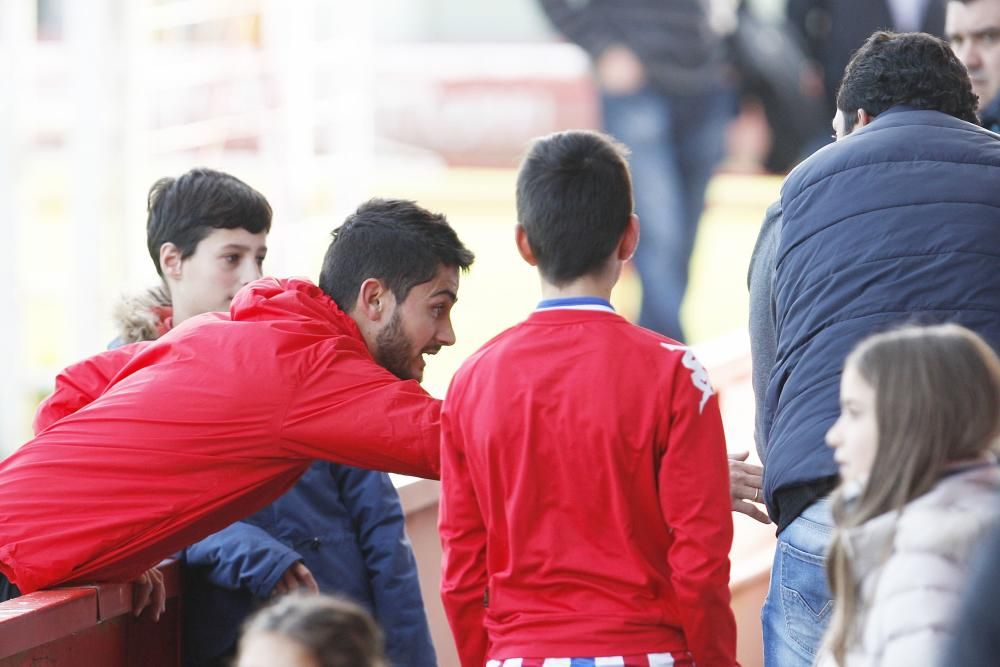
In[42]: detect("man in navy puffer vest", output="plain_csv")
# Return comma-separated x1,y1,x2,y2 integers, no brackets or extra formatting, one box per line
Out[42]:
748,30,1000,667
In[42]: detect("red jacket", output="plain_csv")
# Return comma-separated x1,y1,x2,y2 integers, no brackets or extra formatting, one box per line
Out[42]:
0,278,440,593
440,307,737,666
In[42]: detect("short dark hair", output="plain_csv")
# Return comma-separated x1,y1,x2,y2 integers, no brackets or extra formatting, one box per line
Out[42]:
146,168,272,276
319,198,474,312
239,594,387,667
515,130,633,285
837,31,979,133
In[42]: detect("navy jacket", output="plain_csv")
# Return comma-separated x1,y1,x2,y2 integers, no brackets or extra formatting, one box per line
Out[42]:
183,462,436,667
761,107,1000,526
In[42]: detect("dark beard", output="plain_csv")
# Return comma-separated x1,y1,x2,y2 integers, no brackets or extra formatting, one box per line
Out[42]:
374,310,416,381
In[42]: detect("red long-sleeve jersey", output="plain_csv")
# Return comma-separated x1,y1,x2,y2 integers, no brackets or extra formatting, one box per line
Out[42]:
0,278,440,594
440,307,737,666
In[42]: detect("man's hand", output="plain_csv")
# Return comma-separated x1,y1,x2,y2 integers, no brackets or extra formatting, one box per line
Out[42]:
270,561,319,597
132,567,166,621
596,44,646,95
729,451,771,524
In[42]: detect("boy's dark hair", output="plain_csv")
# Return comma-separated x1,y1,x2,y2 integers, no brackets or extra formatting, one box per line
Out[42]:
239,593,387,667
146,168,272,276
837,31,980,134
515,130,633,285
319,198,474,312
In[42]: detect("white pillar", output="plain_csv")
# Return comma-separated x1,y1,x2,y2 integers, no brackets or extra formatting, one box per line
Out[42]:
0,0,34,454
64,0,122,358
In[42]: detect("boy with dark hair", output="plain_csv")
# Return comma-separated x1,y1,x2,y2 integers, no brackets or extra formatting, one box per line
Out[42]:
112,176,437,667
439,130,738,667
114,167,271,342
0,195,473,646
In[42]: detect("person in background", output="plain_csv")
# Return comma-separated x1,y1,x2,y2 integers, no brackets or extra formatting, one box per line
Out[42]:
815,324,1000,667
236,593,388,667
946,0,1000,131
787,0,947,150
748,30,1000,666
538,0,734,344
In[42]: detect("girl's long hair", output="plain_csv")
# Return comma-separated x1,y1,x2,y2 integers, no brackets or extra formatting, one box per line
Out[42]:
824,324,1000,664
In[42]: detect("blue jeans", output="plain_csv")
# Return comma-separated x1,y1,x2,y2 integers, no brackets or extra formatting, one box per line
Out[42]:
762,497,834,667
601,85,732,342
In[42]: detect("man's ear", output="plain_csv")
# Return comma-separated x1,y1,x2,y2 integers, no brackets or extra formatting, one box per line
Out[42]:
617,213,639,261
515,225,538,266
356,278,391,323
856,108,872,129
159,243,183,281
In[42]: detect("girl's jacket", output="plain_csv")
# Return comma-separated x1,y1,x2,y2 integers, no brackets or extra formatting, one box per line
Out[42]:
815,462,1000,667
0,278,441,593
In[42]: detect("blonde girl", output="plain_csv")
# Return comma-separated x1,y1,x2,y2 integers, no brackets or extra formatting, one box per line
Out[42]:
817,324,1000,667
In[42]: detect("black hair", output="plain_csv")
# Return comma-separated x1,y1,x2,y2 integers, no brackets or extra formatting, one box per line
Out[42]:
837,30,980,133
319,198,474,312
515,130,633,285
146,168,272,276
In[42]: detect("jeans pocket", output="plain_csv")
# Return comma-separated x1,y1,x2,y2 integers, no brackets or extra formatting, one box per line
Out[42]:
779,540,833,655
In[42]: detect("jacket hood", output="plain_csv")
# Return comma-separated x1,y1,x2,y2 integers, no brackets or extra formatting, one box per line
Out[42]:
230,277,364,342
112,284,173,344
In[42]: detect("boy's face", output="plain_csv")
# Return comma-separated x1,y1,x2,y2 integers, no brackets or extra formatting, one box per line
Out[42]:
373,264,459,382
170,227,268,319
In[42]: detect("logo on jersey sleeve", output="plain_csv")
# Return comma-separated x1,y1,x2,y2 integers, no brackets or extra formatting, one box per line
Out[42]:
660,342,715,413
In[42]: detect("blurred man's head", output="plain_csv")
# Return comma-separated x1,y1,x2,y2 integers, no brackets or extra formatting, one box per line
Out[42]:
515,130,637,287
834,31,979,138
946,0,1000,109
319,199,474,382
147,168,271,324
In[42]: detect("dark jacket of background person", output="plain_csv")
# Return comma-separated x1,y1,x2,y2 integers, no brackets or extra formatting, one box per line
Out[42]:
756,107,1000,530
982,93,1000,133
788,0,946,110
184,462,436,667
538,0,728,95
942,501,1000,666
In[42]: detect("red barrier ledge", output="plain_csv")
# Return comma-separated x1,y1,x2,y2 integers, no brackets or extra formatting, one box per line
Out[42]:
0,560,180,665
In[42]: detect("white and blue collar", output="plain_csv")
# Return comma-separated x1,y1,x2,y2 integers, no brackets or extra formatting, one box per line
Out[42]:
535,296,616,313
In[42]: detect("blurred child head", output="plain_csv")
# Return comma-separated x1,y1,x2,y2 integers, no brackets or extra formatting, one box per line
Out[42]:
514,130,637,286
146,168,272,322
824,323,1000,661
236,593,387,667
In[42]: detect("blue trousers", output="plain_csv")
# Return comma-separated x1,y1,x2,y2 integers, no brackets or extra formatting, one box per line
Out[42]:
761,497,834,667
601,85,732,342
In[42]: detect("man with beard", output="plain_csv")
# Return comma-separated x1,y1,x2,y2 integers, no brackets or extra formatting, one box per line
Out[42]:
0,197,473,645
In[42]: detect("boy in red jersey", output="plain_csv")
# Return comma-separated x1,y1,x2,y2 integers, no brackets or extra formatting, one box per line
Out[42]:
439,130,738,667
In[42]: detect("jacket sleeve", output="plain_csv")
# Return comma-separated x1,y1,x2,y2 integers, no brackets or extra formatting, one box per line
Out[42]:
658,351,739,666
439,395,490,667
182,521,303,599
279,342,442,479
33,344,143,434
748,201,782,463
538,0,619,57
334,466,437,667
